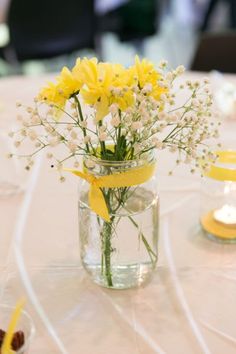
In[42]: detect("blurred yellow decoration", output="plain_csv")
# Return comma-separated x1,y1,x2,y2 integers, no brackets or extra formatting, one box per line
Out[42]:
201,151,236,241
2,300,25,354
203,150,236,182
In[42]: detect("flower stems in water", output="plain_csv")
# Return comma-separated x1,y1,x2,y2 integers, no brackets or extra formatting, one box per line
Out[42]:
128,215,157,266
100,211,157,287
102,221,114,287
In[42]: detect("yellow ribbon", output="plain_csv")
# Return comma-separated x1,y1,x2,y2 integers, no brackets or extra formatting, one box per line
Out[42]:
203,150,236,182
65,162,156,222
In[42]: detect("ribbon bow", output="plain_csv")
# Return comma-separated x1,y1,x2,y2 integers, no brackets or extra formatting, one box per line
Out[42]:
65,163,156,222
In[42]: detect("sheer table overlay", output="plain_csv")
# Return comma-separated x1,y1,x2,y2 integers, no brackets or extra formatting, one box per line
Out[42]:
0,72,236,354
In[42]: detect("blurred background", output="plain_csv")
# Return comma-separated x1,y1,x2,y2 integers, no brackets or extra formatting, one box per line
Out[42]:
0,0,235,76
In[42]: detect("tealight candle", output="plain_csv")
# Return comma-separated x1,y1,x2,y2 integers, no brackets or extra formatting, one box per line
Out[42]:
213,204,236,226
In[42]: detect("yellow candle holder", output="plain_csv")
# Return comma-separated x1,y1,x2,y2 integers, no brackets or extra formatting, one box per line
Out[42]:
200,151,236,243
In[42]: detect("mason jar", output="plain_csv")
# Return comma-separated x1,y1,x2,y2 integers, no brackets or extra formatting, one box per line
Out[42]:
78,150,159,289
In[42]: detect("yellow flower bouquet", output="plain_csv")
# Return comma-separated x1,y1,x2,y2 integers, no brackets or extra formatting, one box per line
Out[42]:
10,56,218,289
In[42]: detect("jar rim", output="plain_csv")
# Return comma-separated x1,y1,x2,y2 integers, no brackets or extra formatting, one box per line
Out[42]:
83,149,156,167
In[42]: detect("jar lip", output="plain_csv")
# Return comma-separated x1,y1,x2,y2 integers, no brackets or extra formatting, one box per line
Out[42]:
83,150,155,167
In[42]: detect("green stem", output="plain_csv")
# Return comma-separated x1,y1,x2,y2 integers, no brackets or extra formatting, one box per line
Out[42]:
100,188,114,287
73,95,90,153
101,220,114,286
98,121,106,157
115,125,121,160
128,216,158,266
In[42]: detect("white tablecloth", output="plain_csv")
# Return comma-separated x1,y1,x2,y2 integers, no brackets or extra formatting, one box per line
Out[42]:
0,72,236,354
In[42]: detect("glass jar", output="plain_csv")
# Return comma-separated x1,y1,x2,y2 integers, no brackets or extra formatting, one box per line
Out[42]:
200,151,236,243
78,151,159,289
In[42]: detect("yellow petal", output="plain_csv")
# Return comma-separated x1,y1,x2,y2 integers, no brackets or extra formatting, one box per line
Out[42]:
80,57,98,85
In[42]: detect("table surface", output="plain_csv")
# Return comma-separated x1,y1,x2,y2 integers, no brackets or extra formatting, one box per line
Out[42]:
0,71,236,354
